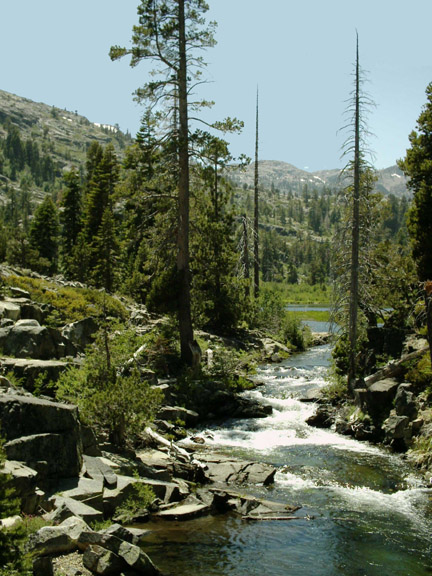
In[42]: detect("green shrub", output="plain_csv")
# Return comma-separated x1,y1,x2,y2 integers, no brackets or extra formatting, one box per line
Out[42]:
405,353,432,394
249,287,308,349
56,328,163,446
4,275,128,326
139,322,180,376
114,483,155,524
321,375,349,404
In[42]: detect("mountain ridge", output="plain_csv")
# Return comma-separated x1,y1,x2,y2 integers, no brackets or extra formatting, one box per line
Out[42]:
0,88,408,197
229,160,408,197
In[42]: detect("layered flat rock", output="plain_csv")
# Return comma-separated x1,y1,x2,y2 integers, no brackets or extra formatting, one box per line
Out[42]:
155,502,212,521
54,476,104,511
83,455,118,487
198,454,276,486
103,474,181,517
0,358,70,391
48,496,104,524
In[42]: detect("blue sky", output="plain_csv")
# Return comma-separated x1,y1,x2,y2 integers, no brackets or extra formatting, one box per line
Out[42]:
2,0,432,171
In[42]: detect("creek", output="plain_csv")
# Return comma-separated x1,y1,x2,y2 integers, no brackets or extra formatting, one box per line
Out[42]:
143,325,432,576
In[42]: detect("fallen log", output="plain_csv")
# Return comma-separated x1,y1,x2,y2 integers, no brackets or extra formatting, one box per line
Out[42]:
363,347,429,388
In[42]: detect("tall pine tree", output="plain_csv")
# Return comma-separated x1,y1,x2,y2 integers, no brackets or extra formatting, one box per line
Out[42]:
110,0,242,365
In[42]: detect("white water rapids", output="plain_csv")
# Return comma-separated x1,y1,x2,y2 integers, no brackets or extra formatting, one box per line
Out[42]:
146,343,432,576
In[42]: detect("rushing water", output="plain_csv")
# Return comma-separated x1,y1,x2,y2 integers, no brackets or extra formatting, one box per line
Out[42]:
142,343,432,576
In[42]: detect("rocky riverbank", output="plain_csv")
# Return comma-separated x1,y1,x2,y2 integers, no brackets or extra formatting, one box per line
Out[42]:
1,383,302,576
0,268,310,575
305,334,432,484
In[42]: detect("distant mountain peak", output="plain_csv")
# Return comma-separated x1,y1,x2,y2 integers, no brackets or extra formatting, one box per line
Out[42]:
229,160,409,197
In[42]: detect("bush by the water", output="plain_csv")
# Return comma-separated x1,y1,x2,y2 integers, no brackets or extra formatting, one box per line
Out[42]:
56,326,163,446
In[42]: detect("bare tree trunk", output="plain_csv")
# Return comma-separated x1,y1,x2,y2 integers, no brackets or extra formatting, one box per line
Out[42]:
242,214,250,298
253,88,260,298
424,281,432,368
348,34,361,392
177,0,195,367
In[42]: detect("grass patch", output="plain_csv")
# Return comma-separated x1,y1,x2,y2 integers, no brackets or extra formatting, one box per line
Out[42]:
290,309,331,323
3,274,128,326
263,281,330,305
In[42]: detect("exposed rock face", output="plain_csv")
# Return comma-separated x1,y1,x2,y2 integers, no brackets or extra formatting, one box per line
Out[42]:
1,460,43,514
0,319,76,359
0,390,82,483
28,515,162,575
262,337,290,362
62,317,99,351
383,412,413,451
394,383,418,419
0,358,70,392
0,300,21,321
81,533,161,575
28,516,91,557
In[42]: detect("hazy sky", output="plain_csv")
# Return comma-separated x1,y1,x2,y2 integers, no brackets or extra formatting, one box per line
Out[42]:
2,0,432,172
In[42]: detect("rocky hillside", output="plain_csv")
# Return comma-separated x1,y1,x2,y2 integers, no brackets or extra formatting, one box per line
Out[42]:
0,89,132,184
1,89,409,201
229,160,409,197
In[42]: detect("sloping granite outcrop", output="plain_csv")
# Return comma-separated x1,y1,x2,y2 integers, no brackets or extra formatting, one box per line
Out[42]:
0,358,70,392
0,389,82,484
0,319,76,360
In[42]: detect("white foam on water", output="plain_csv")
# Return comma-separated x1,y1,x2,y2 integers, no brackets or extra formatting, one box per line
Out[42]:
276,469,432,533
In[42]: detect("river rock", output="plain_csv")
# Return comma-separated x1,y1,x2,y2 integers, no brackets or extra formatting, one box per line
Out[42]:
137,448,191,482
210,487,301,519
100,523,150,546
262,337,290,361
156,501,212,521
383,411,412,451
80,532,161,575
306,404,335,428
394,383,418,419
83,545,124,575
157,405,199,426
208,389,272,419
28,516,91,557
365,378,400,422
198,454,276,486
102,474,181,517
